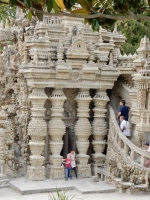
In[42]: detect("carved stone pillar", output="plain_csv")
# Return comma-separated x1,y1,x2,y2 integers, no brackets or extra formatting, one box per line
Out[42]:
92,89,109,172
47,89,66,179
0,107,8,177
0,127,5,176
74,89,92,178
27,88,47,181
137,88,146,109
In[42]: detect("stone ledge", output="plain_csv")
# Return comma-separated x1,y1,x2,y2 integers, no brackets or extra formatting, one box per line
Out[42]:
0,184,9,189
0,178,10,189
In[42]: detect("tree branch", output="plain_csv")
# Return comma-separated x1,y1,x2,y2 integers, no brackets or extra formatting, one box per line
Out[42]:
30,7,150,21
16,0,27,8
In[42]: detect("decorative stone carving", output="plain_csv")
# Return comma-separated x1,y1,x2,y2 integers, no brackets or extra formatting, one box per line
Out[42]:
27,88,47,181
1,9,150,193
137,89,146,109
66,32,90,61
74,89,92,178
92,90,109,172
47,89,66,179
95,29,114,68
105,106,150,193
0,125,6,176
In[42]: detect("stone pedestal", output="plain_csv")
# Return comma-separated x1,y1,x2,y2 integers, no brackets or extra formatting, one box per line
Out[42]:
92,90,109,173
47,165,64,179
48,89,66,179
78,164,91,178
27,88,47,181
74,89,92,178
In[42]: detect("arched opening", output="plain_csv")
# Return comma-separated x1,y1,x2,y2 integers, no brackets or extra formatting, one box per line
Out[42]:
5,89,14,102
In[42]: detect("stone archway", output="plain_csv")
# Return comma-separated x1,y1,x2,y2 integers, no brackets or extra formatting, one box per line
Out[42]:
60,127,73,158
61,88,79,158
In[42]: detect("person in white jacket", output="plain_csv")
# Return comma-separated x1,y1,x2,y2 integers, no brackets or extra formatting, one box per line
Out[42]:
120,116,131,138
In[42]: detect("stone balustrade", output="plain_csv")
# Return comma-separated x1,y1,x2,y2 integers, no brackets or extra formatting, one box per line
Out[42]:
109,106,150,167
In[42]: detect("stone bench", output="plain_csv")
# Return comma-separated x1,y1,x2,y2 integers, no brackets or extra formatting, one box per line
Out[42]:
96,168,109,181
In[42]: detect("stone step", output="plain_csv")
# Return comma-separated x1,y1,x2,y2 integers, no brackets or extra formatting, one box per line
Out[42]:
10,177,116,195
0,178,9,188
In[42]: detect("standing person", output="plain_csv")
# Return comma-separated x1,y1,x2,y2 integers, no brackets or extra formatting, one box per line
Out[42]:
120,116,131,138
117,100,129,123
62,154,72,181
145,143,150,152
70,150,78,178
144,143,150,167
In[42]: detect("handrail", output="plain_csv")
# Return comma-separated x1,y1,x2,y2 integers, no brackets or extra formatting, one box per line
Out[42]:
109,105,150,166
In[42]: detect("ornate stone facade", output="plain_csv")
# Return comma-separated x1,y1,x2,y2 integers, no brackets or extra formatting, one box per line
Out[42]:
1,8,150,192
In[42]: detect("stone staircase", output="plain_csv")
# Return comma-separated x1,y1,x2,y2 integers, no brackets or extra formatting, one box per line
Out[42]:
97,105,150,193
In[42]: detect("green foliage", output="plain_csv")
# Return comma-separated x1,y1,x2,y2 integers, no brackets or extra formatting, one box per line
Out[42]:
91,18,100,31
0,1,149,53
116,19,150,55
0,4,16,22
46,0,53,13
49,189,74,200
0,0,150,31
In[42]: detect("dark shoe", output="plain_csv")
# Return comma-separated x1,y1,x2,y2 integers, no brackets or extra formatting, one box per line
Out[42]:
65,179,68,181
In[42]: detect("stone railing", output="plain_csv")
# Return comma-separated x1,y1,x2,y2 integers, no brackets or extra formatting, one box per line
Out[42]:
117,54,136,70
109,106,150,167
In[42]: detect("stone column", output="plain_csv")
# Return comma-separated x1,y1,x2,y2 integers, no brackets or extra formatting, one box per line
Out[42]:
27,88,47,181
47,89,66,179
92,89,109,173
137,88,146,109
0,127,5,176
74,89,92,178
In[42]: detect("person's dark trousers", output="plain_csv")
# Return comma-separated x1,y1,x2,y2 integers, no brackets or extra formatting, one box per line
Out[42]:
72,167,77,178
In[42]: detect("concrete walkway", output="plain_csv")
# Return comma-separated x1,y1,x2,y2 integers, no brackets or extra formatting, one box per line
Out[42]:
0,177,148,200
9,177,115,194
1,187,150,200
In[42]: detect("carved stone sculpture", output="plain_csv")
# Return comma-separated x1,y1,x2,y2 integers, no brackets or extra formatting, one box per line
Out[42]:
1,8,150,193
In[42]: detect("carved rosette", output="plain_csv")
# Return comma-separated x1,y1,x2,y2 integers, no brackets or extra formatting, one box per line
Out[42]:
48,89,66,179
27,88,47,181
74,89,92,178
92,90,109,168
